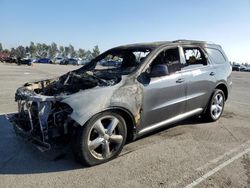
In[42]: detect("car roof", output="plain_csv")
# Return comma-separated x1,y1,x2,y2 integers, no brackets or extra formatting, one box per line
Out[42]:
111,40,221,50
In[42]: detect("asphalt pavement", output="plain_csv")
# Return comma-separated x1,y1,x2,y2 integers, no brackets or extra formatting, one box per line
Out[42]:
0,63,250,188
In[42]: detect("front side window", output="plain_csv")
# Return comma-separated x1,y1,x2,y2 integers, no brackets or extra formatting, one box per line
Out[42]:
183,47,207,66
150,48,181,74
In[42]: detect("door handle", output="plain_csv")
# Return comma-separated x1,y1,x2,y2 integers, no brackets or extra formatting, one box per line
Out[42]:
210,72,215,76
176,78,185,83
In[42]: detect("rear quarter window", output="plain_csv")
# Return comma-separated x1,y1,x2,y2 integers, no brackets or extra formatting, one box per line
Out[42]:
206,48,226,64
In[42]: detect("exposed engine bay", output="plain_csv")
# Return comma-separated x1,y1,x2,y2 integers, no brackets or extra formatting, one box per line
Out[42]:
18,69,121,97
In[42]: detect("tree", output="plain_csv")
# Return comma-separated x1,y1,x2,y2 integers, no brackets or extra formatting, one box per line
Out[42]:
78,48,86,59
36,43,43,57
59,46,64,56
25,46,30,57
86,50,93,60
10,48,15,56
42,43,49,57
35,43,48,58
64,46,70,57
92,45,100,58
0,42,101,60
3,49,10,53
29,42,36,57
68,44,76,58
49,42,58,58
15,46,26,58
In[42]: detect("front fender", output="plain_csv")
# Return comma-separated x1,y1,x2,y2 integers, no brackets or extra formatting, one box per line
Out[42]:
62,86,117,125
61,77,143,127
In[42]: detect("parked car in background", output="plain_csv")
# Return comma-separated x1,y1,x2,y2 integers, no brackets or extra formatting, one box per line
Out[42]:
232,64,245,71
68,58,78,65
11,40,232,166
54,57,67,64
0,52,17,63
100,60,121,67
59,58,69,65
78,59,90,66
18,58,32,66
35,58,53,64
3,57,17,63
244,66,250,72
31,58,38,64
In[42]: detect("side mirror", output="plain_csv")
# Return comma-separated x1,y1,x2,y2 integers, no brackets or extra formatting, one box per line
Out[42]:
150,64,169,77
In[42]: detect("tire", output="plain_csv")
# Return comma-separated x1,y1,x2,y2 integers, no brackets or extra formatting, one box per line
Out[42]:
73,111,127,166
204,89,225,122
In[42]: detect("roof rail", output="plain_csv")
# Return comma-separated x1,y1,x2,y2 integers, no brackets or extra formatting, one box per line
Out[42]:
173,39,206,43
172,39,188,43
172,39,216,45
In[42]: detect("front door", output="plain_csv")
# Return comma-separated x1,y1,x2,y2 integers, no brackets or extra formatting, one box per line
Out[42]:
138,47,186,133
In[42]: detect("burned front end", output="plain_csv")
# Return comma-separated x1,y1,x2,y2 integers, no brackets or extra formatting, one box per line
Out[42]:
12,89,74,150
10,70,121,151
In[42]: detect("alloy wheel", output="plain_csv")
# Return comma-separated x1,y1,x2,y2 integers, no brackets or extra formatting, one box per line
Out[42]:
87,115,124,160
210,92,224,120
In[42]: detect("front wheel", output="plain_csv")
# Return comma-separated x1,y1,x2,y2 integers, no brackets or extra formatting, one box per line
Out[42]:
204,89,225,122
73,111,127,166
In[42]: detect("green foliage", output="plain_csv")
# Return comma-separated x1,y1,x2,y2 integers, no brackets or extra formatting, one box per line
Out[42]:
78,48,86,59
86,50,93,60
49,42,58,58
64,46,70,57
15,46,26,58
92,45,100,58
68,44,76,58
0,42,101,60
29,42,36,57
59,46,64,55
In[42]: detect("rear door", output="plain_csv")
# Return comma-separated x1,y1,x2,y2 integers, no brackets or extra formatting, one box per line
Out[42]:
179,46,216,112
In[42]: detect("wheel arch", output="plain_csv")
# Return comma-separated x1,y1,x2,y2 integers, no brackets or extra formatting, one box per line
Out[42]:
75,106,137,142
106,107,137,142
215,83,228,100
202,82,228,115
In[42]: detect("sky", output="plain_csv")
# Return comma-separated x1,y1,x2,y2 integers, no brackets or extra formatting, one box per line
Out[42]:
0,0,250,63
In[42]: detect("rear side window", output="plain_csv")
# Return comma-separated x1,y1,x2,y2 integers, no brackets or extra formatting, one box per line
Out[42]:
183,47,207,66
206,48,226,64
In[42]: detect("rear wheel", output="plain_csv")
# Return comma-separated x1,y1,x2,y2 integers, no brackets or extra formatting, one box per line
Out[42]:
204,89,225,122
74,111,127,166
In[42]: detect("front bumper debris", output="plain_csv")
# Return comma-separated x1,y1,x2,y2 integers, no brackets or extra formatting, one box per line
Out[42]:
9,87,73,152
7,113,51,152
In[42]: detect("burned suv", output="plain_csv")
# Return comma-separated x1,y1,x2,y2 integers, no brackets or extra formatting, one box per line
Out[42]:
11,40,232,166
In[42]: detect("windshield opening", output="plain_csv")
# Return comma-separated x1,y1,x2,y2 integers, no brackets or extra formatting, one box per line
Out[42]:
91,48,152,75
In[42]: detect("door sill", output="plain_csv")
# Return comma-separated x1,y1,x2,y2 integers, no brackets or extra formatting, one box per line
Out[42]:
138,108,203,136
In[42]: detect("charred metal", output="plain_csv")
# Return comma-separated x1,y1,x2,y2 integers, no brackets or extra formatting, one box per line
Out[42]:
11,46,150,149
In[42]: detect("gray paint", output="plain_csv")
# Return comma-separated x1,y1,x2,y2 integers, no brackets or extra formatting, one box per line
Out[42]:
13,40,232,143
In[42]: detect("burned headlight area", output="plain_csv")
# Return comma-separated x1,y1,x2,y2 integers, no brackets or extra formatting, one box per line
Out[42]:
13,100,73,145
